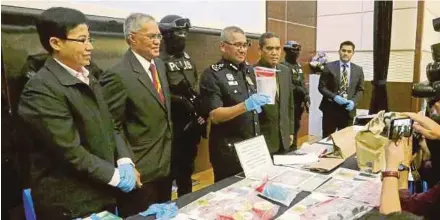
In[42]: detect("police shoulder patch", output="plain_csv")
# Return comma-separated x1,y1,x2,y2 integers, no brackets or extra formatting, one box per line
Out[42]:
211,63,224,72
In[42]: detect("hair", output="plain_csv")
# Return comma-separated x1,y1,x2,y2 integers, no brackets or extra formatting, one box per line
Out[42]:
358,210,423,220
36,7,87,53
124,13,155,40
259,32,279,48
220,26,245,42
340,40,356,51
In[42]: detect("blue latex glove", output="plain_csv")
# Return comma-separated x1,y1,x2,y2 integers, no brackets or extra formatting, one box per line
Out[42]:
117,164,136,193
89,213,100,220
139,202,178,219
245,94,271,112
345,100,355,111
333,95,348,105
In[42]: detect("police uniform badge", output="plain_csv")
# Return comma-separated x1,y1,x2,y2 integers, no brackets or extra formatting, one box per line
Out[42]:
183,52,190,59
211,63,224,72
226,73,234,81
26,71,36,79
245,75,254,86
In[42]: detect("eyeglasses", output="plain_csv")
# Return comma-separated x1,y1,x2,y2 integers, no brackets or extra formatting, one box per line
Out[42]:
133,32,163,40
223,41,251,49
63,37,95,44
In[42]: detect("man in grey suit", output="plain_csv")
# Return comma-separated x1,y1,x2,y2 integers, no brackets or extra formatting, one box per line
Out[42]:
318,41,364,138
255,33,295,154
18,7,138,219
99,13,173,217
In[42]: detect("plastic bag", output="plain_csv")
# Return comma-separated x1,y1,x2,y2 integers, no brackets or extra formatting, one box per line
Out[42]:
216,193,279,220
256,181,299,207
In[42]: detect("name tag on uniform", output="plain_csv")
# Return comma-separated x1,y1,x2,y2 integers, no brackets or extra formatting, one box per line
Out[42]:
228,81,238,86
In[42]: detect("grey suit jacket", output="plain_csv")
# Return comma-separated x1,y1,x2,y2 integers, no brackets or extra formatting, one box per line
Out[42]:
318,60,365,117
18,57,131,217
257,63,295,153
99,50,172,183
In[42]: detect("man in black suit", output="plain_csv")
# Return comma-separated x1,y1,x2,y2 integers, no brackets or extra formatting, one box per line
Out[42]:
255,33,295,154
17,7,138,219
99,13,173,217
318,41,364,137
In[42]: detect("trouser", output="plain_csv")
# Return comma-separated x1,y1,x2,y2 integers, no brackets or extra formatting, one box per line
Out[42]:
116,177,172,218
322,107,353,138
171,133,199,197
293,105,305,148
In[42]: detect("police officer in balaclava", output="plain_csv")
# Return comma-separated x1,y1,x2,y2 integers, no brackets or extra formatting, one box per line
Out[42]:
281,40,310,148
159,15,205,197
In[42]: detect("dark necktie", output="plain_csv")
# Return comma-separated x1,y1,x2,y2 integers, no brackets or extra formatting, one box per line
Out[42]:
149,63,165,104
340,64,349,94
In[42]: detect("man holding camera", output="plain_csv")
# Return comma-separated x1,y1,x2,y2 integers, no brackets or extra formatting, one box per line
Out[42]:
318,41,365,138
159,15,205,197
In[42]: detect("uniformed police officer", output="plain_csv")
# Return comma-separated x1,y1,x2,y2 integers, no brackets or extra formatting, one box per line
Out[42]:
281,41,310,148
159,15,205,196
199,26,270,182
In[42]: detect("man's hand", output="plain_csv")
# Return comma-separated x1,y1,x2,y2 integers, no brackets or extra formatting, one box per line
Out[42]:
385,138,411,171
333,95,348,106
117,164,136,192
135,168,142,188
345,100,355,111
289,135,294,146
244,94,271,112
403,112,440,140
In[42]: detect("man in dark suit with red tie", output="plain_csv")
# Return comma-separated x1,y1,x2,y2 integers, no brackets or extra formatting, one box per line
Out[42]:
318,41,365,138
99,13,172,217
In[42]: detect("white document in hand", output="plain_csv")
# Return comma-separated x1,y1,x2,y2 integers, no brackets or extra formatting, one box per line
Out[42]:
254,66,277,104
234,135,284,180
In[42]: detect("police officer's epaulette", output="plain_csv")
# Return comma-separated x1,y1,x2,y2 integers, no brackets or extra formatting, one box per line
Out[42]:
211,63,225,72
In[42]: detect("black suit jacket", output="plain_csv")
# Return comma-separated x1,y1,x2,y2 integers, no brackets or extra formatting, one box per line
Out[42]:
99,50,172,183
18,57,131,217
256,63,295,153
318,60,365,117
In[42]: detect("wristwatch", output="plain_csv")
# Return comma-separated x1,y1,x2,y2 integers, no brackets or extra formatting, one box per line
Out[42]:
381,171,400,181
398,164,410,171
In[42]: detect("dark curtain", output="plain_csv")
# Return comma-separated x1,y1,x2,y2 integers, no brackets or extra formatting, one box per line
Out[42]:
369,0,393,114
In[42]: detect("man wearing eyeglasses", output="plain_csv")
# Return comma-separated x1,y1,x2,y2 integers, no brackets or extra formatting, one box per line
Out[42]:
159,15,205,197
199,26,271,182
99,13,173,217
17,7,138,219
256,33,295,155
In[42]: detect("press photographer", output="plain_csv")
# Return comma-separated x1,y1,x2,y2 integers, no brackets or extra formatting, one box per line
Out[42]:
411,16,440,188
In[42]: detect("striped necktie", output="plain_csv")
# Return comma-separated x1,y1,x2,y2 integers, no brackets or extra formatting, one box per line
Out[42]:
340,63,349,93
149,63,165,104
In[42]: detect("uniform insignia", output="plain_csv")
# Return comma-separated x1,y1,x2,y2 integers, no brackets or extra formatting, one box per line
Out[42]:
245,75,254,86
26,71,36,79
183,52,190,59
226,73,234,81
229,64,238,71
211,63,224,72
228,81,238,86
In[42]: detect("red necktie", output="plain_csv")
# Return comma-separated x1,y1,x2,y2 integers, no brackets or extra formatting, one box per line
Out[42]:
149,63,165,104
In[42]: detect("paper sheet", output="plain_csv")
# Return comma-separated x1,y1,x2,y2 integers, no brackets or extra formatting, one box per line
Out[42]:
314,178,361,198
254,66,277,104
234,135,284,180
348,181,382,207
273,153,319,165
276,193,332,220
299,197,373,220
270,168,316,188
297,174,331,192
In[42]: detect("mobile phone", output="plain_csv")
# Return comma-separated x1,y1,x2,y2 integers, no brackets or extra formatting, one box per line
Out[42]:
388,117,414,140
